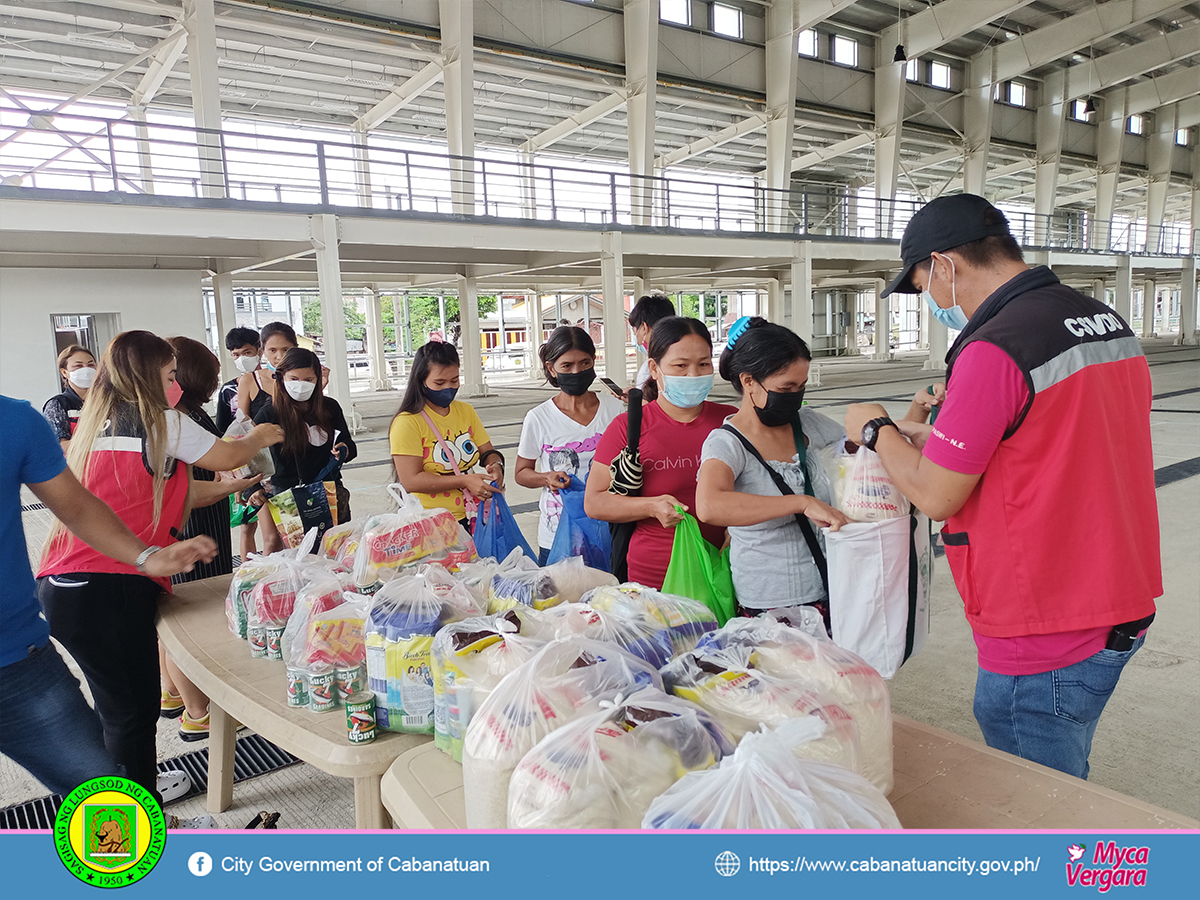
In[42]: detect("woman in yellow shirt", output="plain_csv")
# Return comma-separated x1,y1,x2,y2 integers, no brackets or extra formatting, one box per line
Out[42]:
389,340,505,528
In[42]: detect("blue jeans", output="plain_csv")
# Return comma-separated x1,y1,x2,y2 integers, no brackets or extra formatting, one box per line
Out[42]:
0,642,121,796
973,634,1146,780
537,546,551,566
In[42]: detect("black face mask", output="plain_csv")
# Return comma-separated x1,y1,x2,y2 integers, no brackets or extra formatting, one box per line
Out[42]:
753,385,805,427
555,368,597,396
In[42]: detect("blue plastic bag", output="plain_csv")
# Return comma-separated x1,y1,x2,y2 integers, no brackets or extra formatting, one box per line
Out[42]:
546,475,611,571
472,484,536,562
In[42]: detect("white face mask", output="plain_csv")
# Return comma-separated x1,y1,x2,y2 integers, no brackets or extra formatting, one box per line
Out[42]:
67,366,96,389
235,354,261,374
284,380,316,402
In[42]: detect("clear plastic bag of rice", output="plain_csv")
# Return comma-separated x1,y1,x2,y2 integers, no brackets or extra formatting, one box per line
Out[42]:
580,583,718,658
507,687,735,829
840,445,910,522
462,635,663,828
692,615,893,793
643,719,900,830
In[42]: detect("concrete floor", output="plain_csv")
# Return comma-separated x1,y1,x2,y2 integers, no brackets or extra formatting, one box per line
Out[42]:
5,338,1197,827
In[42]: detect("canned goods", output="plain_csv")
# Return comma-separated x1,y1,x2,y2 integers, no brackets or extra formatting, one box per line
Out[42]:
248,625,267,658
286,667,309,708
308,664,337,712
265,626,285,660
344,692,376,744
335,663,364,702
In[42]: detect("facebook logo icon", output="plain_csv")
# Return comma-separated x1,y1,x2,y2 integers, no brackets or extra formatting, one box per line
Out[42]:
188,852,213,877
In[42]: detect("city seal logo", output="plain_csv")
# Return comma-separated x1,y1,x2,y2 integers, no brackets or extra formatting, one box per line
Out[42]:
54,776,165,888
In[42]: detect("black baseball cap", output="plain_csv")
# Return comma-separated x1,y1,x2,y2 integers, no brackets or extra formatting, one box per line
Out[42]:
882,193,1013,296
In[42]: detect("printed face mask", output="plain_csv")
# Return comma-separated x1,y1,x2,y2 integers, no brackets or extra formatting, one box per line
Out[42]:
67,366,96,389
166,380,184,409
235,355,261,374
752,384,805,428
661,373,714,409
425,386,458,408
555,368,597,396
284,380,316,402
923,254,969,331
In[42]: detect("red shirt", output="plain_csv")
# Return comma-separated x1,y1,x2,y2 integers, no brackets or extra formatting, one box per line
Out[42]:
594,399,736,589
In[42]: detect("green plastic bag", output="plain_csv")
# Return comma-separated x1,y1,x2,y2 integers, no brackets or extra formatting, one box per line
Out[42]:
230,501,258,528
662,510,736,626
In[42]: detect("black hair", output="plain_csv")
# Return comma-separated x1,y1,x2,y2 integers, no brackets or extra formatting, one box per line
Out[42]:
260,321,297,346
272,347,331,460
396,341,460,416
912,207,1024,280
225,326,261,352
717,317,811,395
538,326,596,387
643,316,712,403
628,293,676,331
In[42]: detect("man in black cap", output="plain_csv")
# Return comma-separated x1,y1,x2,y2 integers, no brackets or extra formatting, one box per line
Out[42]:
845,193,1160,780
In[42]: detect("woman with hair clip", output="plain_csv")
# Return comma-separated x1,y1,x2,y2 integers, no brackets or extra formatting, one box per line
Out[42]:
37,330,284,805
695,316,851,618
389,339,505,529
586,316,737,590
251,347,357,538
43,344,97,451
515,326,623,564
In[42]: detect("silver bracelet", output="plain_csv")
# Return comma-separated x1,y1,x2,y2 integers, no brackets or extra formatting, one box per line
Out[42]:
134,545,162,572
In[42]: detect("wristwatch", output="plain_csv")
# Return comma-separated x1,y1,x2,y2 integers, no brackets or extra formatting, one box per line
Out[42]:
861,417,898,452
134,545,163,573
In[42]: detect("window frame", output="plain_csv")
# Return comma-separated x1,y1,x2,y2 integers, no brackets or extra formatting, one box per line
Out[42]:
905,57,919,82
711,2,743,39
659,0,691,27
929,60,952,90
797,28,818,58
1127,114,1145,136
831,34,858,69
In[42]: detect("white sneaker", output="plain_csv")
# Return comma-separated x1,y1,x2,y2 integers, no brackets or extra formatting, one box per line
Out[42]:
157,770,191,803
168,814,216,829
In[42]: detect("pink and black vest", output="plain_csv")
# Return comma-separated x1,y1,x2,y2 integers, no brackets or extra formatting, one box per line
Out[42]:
39,404,188,592
940,267,1161,638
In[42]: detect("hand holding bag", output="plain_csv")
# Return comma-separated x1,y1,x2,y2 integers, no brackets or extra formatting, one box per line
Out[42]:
473,488,536,563
546,475,612,571
661,510,736,626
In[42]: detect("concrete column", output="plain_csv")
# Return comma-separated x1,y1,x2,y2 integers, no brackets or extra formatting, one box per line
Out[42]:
873,60,906,236
519,150,536,218
624,0,659,226
1092,277,1107,304
767,278,784,324
1191,141,1200,257
1179,255,1198,346
873,279,891,362
1033,70,1067,245
843,291,860,357
790,247,813,345
311,214,349,406
1146,107,1177,254
1114,257,1133,325
527,291,544,377
961,54,995,196
1094,96,1127,250
127,105,156,194
352,125,372,208
183,0,224,199
923,316,947,371
457,275,486,396
764,0,799,232
437,292,447,341
1142,279,1157,337
440,0,475,215
211,271,237,382
600,231,627,381
401,292,412,353
364,287,391,389
918,289,930,349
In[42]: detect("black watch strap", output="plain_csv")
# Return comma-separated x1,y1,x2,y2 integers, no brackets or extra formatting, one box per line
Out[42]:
863,416,897,452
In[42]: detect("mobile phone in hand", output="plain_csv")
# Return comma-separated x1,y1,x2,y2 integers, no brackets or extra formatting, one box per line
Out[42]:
598,377,624,397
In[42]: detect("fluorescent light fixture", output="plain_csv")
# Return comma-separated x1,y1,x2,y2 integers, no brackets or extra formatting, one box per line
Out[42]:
218,57,275,72
220,88,247,98
51,66,100,81
343,75,395,90
66,32,137,52
310,99,358,113
411,113,446,125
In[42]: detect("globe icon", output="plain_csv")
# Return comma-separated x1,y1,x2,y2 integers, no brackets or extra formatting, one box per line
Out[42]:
714,850,741,877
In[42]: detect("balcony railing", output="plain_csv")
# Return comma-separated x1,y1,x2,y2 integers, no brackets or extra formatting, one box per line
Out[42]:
1,107,1195,256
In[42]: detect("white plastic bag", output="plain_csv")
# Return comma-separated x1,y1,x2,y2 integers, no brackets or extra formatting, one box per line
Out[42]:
840,445,909,522
353,485,475,589
220,413,276,480
462,635,663,829
507,687,735,829
825,513,932,680
581,583,718,658
540,557,618,604
692,616,893,794
643,720,900,830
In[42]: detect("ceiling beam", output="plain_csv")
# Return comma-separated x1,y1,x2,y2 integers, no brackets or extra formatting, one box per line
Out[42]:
1066,21,1200,101
879,1,1034,65
791,133,873,173
795,0,860,32
521,90,627,154
1119,66,1200,117
354,59,444,132
129,23,186,108
657,113,768,168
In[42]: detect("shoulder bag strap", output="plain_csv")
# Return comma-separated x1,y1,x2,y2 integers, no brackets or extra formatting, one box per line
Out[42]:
720,422,828,592
420,408,480,520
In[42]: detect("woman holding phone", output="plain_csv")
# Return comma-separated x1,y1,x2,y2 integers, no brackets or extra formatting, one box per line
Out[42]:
515,326,623,564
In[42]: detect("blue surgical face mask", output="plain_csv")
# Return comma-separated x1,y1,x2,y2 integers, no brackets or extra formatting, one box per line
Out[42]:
661,373,714,409
425,386,458,408
923,255,969,331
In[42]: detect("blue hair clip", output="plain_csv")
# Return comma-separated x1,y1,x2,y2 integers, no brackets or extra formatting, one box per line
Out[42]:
726,316,752,350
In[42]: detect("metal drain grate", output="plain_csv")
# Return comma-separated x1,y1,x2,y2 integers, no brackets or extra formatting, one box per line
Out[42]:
0,734,301,829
